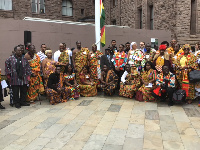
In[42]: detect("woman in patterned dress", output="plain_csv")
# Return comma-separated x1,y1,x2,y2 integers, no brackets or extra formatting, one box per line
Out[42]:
79,66,97,97
42,50,56,89
176,44,196,104
119,64,140,98
100,65,118,96
138,61,157,101
64,64,80,101
25,45,44,102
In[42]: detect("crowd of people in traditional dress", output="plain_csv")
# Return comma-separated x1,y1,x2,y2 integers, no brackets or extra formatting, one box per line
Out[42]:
1,39,200,109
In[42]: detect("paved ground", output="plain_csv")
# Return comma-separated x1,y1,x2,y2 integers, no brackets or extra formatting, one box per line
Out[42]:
0,94,200,150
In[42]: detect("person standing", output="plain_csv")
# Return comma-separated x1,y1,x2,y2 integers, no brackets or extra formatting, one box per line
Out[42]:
88,44,103,85
140,42,146,53
25,45,44,102
110,40,117,55
54,43,64,62
124,42,130,54
167,39,177,53
42,49,56,89
112,44,127,89
5,46,31,108
37,44,47,62
100,48,113,70
144,43,156,62
72,41,89,84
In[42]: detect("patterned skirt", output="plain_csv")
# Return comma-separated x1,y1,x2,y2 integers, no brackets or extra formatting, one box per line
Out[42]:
101,84,116,96
65,85,80,99
27,75,44,101
79,84,97,97
138,85,155,101
119,82,137,98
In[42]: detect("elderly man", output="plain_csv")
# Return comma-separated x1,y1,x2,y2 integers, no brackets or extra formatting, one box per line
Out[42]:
5,46,31,108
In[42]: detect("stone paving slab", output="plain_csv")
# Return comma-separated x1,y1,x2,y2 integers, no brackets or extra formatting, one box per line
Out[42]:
0,95,200,150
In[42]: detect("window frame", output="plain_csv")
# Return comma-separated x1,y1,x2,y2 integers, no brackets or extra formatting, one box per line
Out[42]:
62,0,73,17
0,0,12,11
31,0,45,14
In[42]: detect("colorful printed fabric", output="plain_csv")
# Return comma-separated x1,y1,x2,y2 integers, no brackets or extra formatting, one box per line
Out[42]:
27,54,44,101
119,73,141,98
112,51,128,70
5,55,31,85
44,61,56,88
46,73,68,104
100,70,118,95
75,48,90,83
176,52,196,100
79,73,97,97
128,49,145,68
64,73,80,99
88,50,103,84
156,72,175,88
138,69,157,101
58,50,71,72
144,49,156,62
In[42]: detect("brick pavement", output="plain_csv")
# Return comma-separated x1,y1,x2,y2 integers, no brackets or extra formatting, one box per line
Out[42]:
0,94,200,150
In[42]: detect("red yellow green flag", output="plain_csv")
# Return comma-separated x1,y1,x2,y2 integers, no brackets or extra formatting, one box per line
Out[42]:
100,0,105,47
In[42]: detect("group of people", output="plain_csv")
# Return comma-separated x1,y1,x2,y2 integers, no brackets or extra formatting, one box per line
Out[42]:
1,39,200,109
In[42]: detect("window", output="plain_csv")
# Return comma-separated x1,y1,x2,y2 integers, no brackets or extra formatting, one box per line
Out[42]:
32,0,45,13
113,0,117,7
139,9,142,29
81,9,84,15
0,0,12,10
62,0,73,16
149,5,153,30
112,19,116,25
190,0,196,35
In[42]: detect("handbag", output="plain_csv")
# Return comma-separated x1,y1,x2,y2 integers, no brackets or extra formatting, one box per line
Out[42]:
135,91,144,102
189,70,200,83
172,89,186,103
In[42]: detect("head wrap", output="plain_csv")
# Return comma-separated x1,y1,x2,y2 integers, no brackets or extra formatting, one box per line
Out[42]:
159,45,166,51
182,44,191,50
130,42,137,50
45,50,52,55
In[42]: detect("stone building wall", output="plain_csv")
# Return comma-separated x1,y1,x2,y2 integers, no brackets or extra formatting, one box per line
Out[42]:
104,0,200,45
0,0,95,22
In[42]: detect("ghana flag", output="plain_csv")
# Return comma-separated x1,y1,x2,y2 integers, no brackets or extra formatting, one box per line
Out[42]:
100,0,105,47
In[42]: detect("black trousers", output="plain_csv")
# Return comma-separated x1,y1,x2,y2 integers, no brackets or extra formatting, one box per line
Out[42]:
0,85,3,102
115,70,124,89
160,87,175,104
12,85,27,104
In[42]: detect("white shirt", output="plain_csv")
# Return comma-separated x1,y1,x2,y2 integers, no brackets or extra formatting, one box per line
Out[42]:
54,49,72,64
37,51,47,62
121,71,128,83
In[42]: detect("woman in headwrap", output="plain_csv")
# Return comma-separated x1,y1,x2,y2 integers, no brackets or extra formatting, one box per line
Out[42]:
153,45,173,73
176,44,196,104
42,49,56,89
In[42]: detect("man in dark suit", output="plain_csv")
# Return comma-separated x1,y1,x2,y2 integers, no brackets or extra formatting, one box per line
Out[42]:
100,48,113,70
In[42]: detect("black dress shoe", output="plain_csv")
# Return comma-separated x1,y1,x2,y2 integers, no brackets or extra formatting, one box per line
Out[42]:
20,102,30,106
10,103,14,107
0,104,5,109
15,103,21,108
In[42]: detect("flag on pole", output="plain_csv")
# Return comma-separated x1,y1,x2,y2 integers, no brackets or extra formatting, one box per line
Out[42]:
100,0,105,47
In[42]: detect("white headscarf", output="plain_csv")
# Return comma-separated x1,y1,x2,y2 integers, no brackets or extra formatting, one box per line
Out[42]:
130,42,137,50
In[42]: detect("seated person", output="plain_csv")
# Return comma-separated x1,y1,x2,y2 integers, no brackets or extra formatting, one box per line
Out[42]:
119,64,140,98
79,66,97,97
100,65,118,96
152,66,175,106
64,64,80,101
46,65,68,105
138,61,157,101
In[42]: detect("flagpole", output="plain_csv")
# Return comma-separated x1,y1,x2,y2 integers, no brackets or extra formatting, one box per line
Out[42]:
95,0,101,51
